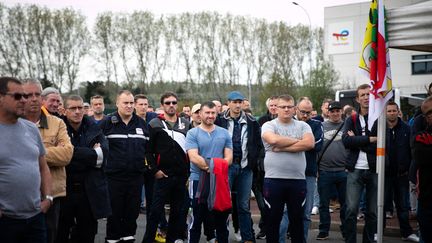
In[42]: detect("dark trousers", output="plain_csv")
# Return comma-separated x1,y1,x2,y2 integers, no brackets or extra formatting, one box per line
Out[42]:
0,212,47,243
263,178,306,243
189,180,230,243
418,200,432,243
252,168,266,233
142,176,187,243
106,176,143,242
143,170,168,231
383,175,413,238
46,197,62,243
56,187,98,243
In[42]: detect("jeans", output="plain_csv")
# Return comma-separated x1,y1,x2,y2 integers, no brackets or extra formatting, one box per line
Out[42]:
0,212,47,243
229,164,254,242
345,169,377,243
279,176,315,243
189,180,229,243
142,176,187,243
264,178,306,243
383,175,413,237
318,170,347,235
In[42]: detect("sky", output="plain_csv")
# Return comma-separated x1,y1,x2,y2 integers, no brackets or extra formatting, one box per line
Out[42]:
3,0,367,28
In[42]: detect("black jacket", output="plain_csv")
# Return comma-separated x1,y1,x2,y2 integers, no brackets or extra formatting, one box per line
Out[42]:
147,114,190,177
386,118,411,176
215,110,263,170
63,115,111,219
99,112,150,179
342,113,377,172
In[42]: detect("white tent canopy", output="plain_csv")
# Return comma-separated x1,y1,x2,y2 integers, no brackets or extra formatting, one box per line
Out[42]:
387,0,432,52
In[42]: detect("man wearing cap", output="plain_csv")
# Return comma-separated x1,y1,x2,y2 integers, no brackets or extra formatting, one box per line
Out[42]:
190,103,201,128
215,91,263,243
316,101,348,240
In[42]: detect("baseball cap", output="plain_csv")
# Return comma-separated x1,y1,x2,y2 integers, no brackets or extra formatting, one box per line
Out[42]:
191,103,201,113
328,101,342,111
227,91,245,101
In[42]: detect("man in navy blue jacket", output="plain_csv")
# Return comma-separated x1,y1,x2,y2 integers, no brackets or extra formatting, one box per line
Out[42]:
215,91,263,243
56,95,111,243
100,90,150,243
383,101,418,242
342,84,378,243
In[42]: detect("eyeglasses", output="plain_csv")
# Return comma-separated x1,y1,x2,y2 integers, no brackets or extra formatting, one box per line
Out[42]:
164,101,178,105
66,106,84,112
298,110,312,116
1,92,29,100
277,105,295,110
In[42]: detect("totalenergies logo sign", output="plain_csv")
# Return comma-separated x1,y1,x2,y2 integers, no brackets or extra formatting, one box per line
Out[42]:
332,29,350,42
327,22,354,54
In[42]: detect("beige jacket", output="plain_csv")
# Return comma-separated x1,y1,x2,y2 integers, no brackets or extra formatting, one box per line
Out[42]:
38,107,73,198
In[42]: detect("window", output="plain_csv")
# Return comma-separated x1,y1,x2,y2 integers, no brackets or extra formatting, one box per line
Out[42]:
412,55,432,75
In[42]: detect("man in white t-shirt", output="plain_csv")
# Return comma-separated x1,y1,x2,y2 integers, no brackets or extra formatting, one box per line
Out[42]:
261,94,314,243
342,84,378,243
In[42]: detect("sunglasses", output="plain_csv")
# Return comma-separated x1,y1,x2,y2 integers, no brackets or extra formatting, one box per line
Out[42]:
1,92,29,100
164,101,178,105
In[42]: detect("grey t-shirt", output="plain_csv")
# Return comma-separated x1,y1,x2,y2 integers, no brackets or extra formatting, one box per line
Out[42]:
261,119,312,179
0,118,46,219
319,120,348,171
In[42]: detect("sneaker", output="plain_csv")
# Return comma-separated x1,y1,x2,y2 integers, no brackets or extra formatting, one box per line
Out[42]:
386,212,393,219
154,232,166,243
174,240,184,243
329,208,334,213
256,231,266,239
234,232,241,242
311,206,319,215
374,233,377,242
357,213,365,220
316,232,329,240
207,239,216,243
402,234,420,242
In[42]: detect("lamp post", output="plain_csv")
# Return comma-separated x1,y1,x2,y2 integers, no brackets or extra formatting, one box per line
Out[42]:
292,1,312,85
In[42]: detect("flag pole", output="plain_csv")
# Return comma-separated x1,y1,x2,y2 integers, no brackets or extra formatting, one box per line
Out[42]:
376,111,386,243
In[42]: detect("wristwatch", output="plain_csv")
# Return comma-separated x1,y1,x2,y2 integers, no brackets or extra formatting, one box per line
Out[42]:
43,195,54,205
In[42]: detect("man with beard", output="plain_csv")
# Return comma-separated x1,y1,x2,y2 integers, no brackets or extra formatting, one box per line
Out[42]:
186,101,233,243
23,79,73,243
90,95,106,124
0,77,52,243
142,92,190,243
100,90,149,243
55,95,111,243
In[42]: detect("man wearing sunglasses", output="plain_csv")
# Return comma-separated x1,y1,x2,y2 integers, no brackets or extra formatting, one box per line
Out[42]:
142,92,190,243
22,79,73,243
0,77,52,243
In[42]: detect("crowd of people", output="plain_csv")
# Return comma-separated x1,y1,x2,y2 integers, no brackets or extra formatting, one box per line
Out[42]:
0,76,432,243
